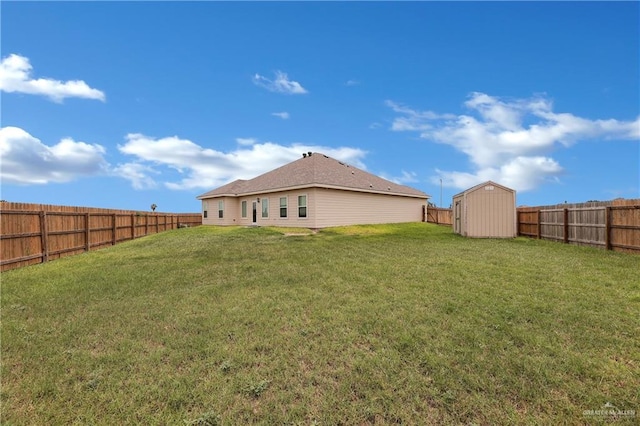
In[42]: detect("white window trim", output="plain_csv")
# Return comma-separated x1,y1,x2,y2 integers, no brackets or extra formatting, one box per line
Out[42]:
241,200,247,218
262,197,269,219
279,196,288,219
297,194,308,219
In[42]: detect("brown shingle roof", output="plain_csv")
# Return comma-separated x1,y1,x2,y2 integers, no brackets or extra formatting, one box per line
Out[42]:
197,179,247,198
197,153,429,199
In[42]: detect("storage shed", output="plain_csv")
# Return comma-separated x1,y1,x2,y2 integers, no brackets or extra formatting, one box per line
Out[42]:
452,181,516,238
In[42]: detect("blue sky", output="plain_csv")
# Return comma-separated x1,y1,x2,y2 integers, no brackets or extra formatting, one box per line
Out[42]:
1,2,638,212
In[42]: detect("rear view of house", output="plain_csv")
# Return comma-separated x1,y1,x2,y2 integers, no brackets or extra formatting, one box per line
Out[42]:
197,152,429,229
453,181,516,238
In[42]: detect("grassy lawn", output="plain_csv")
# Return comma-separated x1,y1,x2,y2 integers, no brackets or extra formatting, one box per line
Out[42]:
1,223,638,424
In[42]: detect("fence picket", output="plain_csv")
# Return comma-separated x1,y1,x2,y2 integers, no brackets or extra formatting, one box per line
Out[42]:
40,211,48,263
516,200,639,253
426,200,638,253
1,202,202,271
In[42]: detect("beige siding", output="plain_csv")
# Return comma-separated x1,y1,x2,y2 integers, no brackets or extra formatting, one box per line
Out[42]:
453,183,516,238
313,188,425,228
242,189,318,228
202,188,426,228
237,198,254,226
201,197,240,226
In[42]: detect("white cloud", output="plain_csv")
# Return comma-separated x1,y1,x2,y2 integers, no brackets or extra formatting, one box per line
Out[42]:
0,127,366,192
434,156,563,192
252,71,308,94
345,79,360,86
117,134,366,190
381,170,419,185
0,126,108,184
0,54,105,103
236,137,257,146
271,112,290,120
389,93,639,191
385,100,456,132
111,163,159,190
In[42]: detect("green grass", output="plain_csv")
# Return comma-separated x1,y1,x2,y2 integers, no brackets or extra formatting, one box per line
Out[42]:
1,223,638,425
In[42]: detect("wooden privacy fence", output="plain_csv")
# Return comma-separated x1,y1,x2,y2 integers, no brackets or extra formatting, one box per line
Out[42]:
424,199,639,253
517,200,640,253
426,207,453,226
0,202,202,272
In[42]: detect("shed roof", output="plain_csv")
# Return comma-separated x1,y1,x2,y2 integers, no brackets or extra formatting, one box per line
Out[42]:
197,153,429,199
452,180,515,198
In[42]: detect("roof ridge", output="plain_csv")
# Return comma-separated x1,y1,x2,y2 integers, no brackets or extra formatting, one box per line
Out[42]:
198,152,429,199
452,180,515,198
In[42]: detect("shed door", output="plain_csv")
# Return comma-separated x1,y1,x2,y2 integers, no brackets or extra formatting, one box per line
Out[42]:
454,201,461,234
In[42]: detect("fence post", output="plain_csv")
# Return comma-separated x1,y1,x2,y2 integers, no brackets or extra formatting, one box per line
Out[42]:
112,213,117,245
563,208,569,244
85,212,91,252
605,206,611,250
145,214,149,236
536,210,541,239
40,211,49,264
1,206,203,272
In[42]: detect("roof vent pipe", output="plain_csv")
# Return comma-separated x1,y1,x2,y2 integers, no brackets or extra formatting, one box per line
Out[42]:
302,153,307,158
308,152,312,157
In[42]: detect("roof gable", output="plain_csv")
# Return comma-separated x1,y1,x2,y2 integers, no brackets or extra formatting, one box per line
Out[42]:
453,180,515,198
197,153,428,199
196,179,247,198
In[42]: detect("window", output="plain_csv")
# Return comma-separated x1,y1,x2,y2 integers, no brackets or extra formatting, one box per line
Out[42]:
262,198,269,218
298,195,307,218
203,201,208,218
218,200,224,219
280,197,288,218
241,201,247,218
